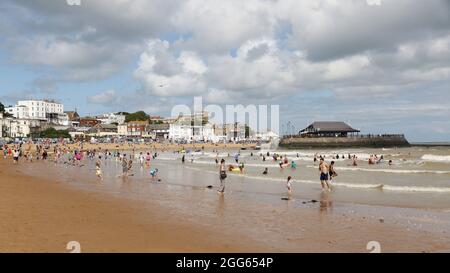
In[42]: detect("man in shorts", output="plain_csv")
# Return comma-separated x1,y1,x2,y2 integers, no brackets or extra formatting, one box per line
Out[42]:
319,159,331,191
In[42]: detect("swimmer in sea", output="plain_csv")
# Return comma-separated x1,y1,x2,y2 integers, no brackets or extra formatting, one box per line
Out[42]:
263,168,268,175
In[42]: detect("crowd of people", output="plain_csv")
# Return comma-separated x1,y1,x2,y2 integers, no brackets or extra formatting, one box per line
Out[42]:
2,139,394,201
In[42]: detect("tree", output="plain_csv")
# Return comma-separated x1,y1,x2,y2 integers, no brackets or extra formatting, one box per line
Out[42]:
125,111,149,122
39,128,71,139
0,102,12,117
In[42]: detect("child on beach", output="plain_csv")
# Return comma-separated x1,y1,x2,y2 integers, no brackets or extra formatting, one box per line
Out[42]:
95,160,103,180
146,152,151,168
286,176,293,196
149,168,159,181
13,150,20,164
291,161,297,169
121,158,128,177
239,162,245,173
139,152,145,166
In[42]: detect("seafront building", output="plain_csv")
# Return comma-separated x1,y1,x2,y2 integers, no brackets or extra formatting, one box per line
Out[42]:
0,112,42,138
5,99,68,126
0,100,264,142
279,121,410,148
95,113,126,125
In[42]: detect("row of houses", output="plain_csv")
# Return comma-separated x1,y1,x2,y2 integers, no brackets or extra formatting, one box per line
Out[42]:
69,119,251,142
1,99,279,142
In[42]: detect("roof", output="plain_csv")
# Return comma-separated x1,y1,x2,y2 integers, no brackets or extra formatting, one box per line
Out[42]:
92,124,118,129
147,124,169,131
128,120,149,125
300,122,360,134
64,111,80,120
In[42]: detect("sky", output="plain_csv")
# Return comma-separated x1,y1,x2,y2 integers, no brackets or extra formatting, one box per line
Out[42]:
0,0,450,142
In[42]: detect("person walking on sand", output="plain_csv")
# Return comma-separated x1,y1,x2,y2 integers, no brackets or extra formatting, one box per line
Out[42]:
145,152,151,168
218,159,227,194
319,159,331,191
139,152,145,167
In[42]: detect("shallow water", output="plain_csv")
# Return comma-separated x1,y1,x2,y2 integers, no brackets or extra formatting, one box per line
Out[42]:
24,147,450,210
153,147,450,209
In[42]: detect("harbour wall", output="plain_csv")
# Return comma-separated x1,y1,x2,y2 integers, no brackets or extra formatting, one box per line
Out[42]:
279,135,410,149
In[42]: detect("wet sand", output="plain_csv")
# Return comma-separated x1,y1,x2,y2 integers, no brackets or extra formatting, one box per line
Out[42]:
1,157,449,253
0,158,262,252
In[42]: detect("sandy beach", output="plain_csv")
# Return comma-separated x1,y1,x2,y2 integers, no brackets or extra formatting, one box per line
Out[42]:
0,158,263,252
1,149,450,253
20,142,257,154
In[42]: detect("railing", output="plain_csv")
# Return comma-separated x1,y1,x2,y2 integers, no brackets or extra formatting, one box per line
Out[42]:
282,134,406,139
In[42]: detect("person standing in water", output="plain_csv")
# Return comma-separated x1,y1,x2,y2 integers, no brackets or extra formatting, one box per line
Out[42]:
145,152,151,168
286,176,293,196
319,159,331,191
329,161,337,184
13,149,20,164
291,161,297,169
218,159,227,194
139,152,145,167
95,159,103,180
122,158,129,177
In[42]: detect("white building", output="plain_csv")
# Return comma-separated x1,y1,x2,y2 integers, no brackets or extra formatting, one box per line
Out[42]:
0,116,41,138
5,100,66,125
254,130,279,141
169,123,217,142
117,124,128,136
96,113,126,125
5,105,29,119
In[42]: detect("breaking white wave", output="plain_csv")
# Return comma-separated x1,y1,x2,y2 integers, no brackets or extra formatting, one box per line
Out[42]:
382,185,450,193
185,167,450,193
421,154,450,163
306,165,450,175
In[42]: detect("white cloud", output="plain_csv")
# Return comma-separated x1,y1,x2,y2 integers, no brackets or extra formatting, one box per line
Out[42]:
134,39,208,97
1,0,450,125
87,89,119,105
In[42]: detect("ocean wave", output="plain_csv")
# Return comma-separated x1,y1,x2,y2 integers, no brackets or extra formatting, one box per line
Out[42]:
421,154,450,163
185,167,450,193
306,165,450,175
